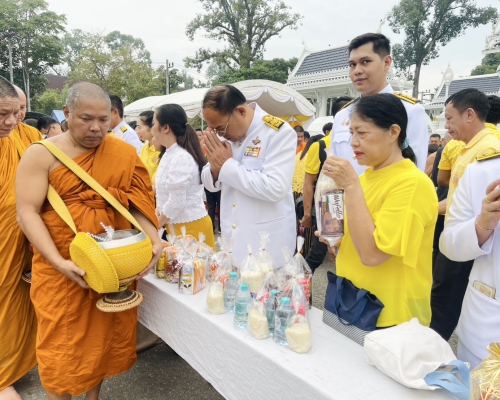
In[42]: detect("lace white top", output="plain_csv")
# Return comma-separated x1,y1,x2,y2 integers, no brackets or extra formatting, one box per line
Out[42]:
155,143,207,224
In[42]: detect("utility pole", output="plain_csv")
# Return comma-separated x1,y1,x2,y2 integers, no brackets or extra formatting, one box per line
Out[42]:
166,59,174,95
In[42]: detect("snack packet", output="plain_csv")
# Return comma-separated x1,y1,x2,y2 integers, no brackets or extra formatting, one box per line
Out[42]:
155,240,170,279
293,236,313,308
315,145,344,247
178,240,206,295
470,343,500,400
208,237,236,284
197,232,215,280
256,231,274,277
240,245,262,296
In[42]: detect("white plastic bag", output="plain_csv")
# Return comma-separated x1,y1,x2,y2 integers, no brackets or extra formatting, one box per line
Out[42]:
240,245,262,295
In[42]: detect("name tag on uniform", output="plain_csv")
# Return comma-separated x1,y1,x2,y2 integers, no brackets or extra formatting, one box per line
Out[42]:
244,146,261,158
473,280,496,299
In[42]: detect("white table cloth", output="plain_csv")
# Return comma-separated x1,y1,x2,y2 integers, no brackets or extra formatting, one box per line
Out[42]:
138,275,454,400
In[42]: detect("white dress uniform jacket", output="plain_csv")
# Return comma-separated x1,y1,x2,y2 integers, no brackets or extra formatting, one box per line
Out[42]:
202,103,296,266
439,157,500,367
112,120,142,155
331,84,428,174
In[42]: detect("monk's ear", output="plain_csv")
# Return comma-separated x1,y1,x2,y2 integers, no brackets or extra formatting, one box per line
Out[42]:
63,105,70,119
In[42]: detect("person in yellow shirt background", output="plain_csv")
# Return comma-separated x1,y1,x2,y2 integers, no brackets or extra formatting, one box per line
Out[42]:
321,93,437,327
431,88,500,341
137,111,162,186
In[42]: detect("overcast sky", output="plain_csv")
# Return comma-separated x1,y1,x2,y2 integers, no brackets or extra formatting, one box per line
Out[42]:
46,0,498,94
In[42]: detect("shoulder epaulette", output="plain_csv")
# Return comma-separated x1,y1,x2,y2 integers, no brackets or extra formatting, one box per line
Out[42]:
120,125,128,133
262,115,285,131
394,92,420,104
340,98,359,110
477,150,500,162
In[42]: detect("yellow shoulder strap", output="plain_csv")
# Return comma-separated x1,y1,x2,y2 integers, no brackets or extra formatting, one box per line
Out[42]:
47,185,78,234
39,141,144,232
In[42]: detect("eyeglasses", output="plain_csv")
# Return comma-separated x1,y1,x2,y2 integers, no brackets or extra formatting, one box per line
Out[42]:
213,108,236,136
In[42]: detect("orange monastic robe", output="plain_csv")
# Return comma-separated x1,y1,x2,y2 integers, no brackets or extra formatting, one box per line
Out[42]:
31,136,157,396
0,123,41,390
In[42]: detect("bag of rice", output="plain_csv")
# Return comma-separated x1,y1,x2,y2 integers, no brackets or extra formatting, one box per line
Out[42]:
240,245,262,296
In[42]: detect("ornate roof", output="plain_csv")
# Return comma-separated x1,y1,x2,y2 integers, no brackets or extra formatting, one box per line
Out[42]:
437,75,500,98
294,46,349,76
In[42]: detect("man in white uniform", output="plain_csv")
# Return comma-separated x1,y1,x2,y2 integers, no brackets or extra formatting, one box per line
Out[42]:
201,85,296,266
109,95,142,154
330,33,428,173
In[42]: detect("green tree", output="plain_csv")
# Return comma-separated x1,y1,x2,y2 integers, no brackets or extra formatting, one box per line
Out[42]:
471,52,500,76
0,0,66,110
33,85,68,114
211,57,297,85
184,0,302,70
388,0,497,97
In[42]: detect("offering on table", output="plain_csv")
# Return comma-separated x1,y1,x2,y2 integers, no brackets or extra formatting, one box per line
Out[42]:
208,237,235,282
164,246,182,283
257,231,274,277
248,302,270,339
207,281,225,315
155,241,171,279
293,237,313,308
197,232,214,280
224,271,238,313
470,343,500,400
240,244,262,296
179,257,206,295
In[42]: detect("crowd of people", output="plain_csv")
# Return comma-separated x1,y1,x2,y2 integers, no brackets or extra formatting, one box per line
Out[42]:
0,31,499,400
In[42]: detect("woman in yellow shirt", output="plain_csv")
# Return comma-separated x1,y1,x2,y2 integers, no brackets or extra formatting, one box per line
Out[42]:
137,111,161,182
322,94,438,328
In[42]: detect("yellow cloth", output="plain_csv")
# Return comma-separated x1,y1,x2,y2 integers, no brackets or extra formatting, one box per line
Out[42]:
447,129,500,214
438,139,465,171
485,122,500,139
0,124,41,390
292,152,307,193
139,141,160,179
166,215,216,251
305,136,330,175
336,159,438,327
296,141,306,155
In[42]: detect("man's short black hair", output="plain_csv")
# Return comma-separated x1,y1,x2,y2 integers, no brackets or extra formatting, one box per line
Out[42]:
430,133,441,139
331,96,353,117
202,85,246,116
445,88,490,122
322,122,333,134
294,125,304,133
428,143,439,154
348,33,391,59
486,95,500,125
37,116,58,132
304,131,310,140
109,95,124,118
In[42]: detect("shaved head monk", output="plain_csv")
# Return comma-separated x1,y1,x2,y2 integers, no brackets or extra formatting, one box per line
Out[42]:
16,82,161,400
0,77,37,400
12,85,43,143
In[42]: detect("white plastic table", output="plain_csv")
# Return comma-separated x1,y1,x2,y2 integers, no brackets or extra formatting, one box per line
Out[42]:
138,275,454,400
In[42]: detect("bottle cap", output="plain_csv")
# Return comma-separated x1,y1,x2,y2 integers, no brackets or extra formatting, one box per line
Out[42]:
281,296,290,305
229,272,238,279
240,283,249,291
270,290,279,297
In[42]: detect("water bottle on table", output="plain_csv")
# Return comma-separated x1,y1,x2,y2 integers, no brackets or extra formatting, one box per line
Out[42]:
234,283,251,330
224,271,238,313
274,297,294,346
266,290,279,336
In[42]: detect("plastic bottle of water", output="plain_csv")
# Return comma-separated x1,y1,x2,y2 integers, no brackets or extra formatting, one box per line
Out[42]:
234,283,251,330
224,272,238,313
266,290,280,336
274,297,294,346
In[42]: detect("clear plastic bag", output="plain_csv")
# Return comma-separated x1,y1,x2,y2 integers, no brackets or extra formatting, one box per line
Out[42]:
197,232,215,280
257,231,274,277
208,237,236,283
178,241,206,295
315,145,344,247
293,236,313,308
470,343,500,400
248,299,270,339
276,247,295,286
164,228,182,283
207,281,226,314
240,245,262,296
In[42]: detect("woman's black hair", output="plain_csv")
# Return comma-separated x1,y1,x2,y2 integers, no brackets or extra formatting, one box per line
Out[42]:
350,93,417,165
155,104,206,173
300,134,324,160
139,110,154,128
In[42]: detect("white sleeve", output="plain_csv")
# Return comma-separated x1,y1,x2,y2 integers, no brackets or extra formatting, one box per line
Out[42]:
162,154,192,219
406,104,428,172
201,163,222,192
439,164,495,261
218,126,296,202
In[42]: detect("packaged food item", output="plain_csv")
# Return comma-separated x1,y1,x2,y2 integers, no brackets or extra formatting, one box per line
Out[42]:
207,281,225,315
256,231,274,277
240,245,262,296
470,343,500,400
164,246,182,283
248,302,270,339
178,241,206,295
208,237,235,282
224,271,238,313
315,146,344,247
293,236,313,308
276,246,295,285
197,232,214,280
285,314,311,354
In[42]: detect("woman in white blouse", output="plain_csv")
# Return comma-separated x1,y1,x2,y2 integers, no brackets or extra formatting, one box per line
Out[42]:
439,156,500,368
153,104,215,249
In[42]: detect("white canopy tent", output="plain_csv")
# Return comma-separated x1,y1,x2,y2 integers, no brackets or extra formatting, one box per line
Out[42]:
124,80,316,128
306,116,333,137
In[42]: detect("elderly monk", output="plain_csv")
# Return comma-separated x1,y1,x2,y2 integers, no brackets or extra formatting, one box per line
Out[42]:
16,82,161,400
0,77,38,400
12,85,43,144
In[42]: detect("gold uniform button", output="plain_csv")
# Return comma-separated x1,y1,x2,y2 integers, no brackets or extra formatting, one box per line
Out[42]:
232,224,236,229
232,203,236,207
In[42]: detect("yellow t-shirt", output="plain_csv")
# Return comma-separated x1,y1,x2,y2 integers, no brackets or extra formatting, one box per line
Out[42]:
305,136,330,175
485,123,500,140
438,139,465,171
336,159,438,327
139,141,160,180
292,152,307,193
447,128,500,213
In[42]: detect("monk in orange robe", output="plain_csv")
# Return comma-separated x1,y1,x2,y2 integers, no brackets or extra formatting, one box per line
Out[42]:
16,82,161,400
0,80,38,400
13,85,43,144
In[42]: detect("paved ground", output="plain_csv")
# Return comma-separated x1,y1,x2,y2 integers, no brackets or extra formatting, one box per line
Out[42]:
15,256,457,399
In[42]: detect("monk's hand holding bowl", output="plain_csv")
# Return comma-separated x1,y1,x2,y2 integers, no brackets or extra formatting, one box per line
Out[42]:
322,155,360,191
137,240,163,280
54,259,90,289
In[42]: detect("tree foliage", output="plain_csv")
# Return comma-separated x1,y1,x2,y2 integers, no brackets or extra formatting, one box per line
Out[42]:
184,0,302,70
0,0,66,110
33,85,68,114
471,52,500,76
388,0,497,97
210,57,297,85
